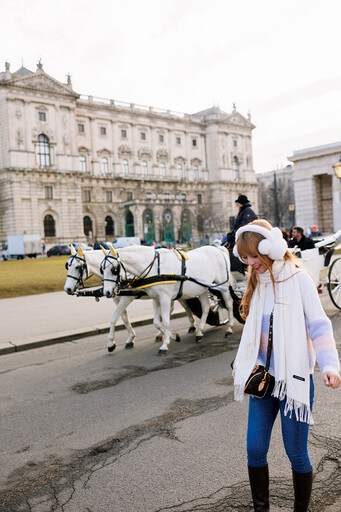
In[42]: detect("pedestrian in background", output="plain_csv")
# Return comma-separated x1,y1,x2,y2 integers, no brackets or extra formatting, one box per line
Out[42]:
232,219,340,511
288,226,315,251
309,225,322,237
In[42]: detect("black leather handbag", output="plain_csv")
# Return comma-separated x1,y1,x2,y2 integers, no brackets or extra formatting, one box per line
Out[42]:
244,312,275,398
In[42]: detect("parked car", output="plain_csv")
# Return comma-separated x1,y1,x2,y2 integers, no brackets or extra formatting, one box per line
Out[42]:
93,241,111,250
47,245,71,257
72,242,93,252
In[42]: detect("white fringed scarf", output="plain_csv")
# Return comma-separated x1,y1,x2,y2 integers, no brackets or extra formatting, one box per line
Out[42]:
233,259,313,424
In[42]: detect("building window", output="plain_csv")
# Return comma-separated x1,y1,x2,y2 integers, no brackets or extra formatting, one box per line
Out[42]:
100,126,107,136
79,155,87,172
141,132,146,140
45,186,53,200
192,138,197,147
176,136,181,145
83,189,91,202
36,134,51,167
193,165,199,180
160,162,166,177
121,129,127,138
142,161,148,176
101,157,109,174
177,163,183,179
233,156,240,180
122,159,129,174
159,134,164,143
44,214,55,237
105,215,114,237
78,123,85,133
83,216,92,236
127,191,133,201
38,111,46,122
233,139,237,147
106,191,112,202
197,194,202,204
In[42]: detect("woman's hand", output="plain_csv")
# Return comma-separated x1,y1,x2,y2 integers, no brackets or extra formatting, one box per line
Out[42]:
323,371,341,389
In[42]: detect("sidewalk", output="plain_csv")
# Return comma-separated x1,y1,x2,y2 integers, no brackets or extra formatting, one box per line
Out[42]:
0,291,186,355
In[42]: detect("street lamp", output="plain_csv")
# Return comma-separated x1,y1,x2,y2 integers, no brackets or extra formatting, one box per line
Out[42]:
333,157,341,178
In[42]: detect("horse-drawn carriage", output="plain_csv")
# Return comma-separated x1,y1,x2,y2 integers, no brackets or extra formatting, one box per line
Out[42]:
64,229,341,355
291,229,341,310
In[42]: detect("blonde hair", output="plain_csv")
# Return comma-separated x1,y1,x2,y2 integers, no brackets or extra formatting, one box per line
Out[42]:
238,219,301,320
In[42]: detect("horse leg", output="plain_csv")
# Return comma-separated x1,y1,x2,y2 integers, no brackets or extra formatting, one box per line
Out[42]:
179,299,196,334
152,300,164,342
221,289,235,337
108,296,136,352
195,292,211,342
157,293,173,355
152,300,180,343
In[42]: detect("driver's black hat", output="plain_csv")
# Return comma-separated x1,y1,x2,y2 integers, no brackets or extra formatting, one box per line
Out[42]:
235,195,249,205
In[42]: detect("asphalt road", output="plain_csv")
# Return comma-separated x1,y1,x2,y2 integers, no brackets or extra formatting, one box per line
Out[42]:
0,299,340,512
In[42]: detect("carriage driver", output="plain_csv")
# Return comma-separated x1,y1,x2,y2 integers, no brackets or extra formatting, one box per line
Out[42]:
222,195,258,272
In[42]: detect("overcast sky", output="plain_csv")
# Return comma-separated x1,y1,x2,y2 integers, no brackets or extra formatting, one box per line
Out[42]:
2,0,341,173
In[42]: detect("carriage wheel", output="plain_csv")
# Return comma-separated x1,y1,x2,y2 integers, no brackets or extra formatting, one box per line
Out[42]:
327,257,341,310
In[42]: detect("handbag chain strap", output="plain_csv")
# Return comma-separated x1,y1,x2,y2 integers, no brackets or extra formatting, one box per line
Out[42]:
265,311,273,372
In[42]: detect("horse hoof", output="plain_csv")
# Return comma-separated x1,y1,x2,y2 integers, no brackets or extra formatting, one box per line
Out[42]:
158,349,168,356
108,343,116,352
224,331,232,338
155,335,163,343
195,336,203,343
175,333,181,342
125,342,135,349
188,326,196,334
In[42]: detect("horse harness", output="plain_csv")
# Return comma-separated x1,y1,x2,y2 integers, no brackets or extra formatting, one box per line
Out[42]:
101,248,229,300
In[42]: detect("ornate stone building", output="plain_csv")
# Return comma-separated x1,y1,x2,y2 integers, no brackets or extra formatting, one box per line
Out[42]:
0,61,258,248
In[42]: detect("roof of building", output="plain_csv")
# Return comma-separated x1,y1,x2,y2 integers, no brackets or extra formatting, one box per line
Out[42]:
13,66,34,76
193,106,228,118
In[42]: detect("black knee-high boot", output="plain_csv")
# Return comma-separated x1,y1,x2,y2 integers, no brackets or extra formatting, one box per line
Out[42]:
247,464,270,511
292,469,313,511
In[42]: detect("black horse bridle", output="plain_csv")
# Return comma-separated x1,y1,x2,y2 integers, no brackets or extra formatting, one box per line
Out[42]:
65,253,88,289
100,250,160,292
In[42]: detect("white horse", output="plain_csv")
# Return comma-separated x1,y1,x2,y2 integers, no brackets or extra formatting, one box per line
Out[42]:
63,246,196,352
101,244,235,355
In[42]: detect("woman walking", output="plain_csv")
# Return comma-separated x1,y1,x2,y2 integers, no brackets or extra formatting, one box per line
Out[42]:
232,219,340,511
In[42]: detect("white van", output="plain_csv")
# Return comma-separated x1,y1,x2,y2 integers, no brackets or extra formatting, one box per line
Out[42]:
112,237,141,249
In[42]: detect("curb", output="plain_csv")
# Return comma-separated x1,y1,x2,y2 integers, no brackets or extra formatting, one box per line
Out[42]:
0,311,187,356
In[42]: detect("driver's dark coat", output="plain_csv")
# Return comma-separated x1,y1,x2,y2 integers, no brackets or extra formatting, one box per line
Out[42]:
225,202,258,248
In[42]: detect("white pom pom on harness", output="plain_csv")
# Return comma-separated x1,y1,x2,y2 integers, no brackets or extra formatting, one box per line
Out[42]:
233,225,287,262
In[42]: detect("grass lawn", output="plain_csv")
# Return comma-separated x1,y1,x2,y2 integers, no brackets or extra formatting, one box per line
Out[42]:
0,256,102,299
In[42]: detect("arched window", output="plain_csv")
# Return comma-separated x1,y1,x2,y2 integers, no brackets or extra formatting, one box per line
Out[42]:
160,162,166,178
233,156,239,180
105,215,114,237
36,134,51,167
79,155,87,172
83,216,93,236
122,159,129,175
44,214,55,237
177,164,183,179
101,157,109,174
125,210,135,236
142,161,148,176
142,209,155,243
180,209,192,242
193,165,199,181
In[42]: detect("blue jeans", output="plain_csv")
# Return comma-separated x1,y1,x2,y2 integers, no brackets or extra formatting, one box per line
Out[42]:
247,375,314,473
